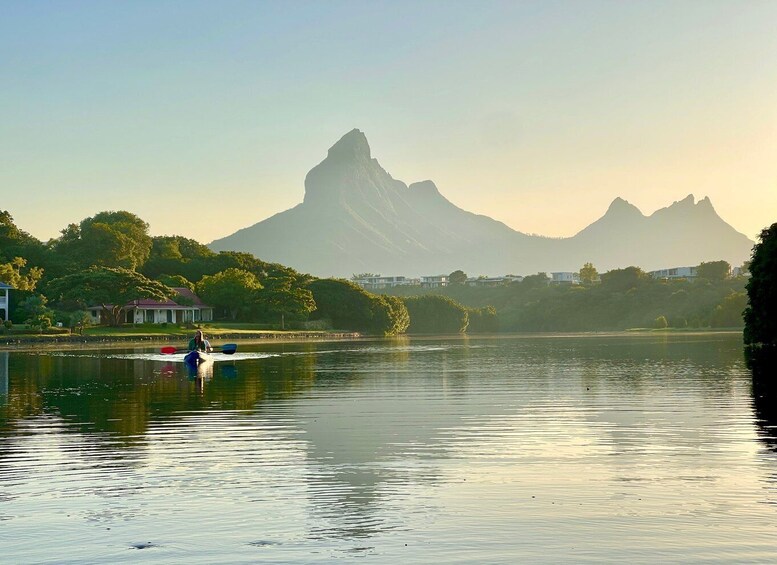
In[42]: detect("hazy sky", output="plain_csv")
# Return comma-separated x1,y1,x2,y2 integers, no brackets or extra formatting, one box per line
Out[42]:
2,0,775,243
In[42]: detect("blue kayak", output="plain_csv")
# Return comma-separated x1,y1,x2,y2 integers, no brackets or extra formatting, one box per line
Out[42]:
184,350,213,367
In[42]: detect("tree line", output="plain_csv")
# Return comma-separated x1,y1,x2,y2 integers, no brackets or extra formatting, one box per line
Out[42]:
0,210,491,335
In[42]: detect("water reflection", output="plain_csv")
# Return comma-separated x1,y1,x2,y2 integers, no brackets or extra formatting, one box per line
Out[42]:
0,351,8,400
748,347,777,452
2,334,777,564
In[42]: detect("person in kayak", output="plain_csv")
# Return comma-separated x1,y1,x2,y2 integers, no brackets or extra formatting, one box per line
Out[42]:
188,329,212,353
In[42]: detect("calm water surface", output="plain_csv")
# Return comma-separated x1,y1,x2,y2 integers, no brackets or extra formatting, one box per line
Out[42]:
1,333,775,563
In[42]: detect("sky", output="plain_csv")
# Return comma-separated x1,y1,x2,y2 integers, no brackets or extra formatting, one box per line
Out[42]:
1,0,775,244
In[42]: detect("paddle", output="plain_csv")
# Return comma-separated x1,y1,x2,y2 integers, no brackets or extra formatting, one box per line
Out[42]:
161,343,237,355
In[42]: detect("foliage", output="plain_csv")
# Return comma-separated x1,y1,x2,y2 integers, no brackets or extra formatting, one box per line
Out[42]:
697,260,731,281
449,270,468,284
196,268,262,320
0,211,46,266
710,292,747,328
47,267,175,326
68,310,92,334
48,211,153,273
467,305,499,333
18,294,54,332
403,295,469,334
654,315,668,329
578,262,599,285
744,223,777,345
257,276,316,329
157,274,195,291
600,266,648,292
0,257,43,291
308,279,407,335
371,294,410,336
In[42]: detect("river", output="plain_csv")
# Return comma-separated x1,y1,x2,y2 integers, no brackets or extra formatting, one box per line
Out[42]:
1,333,774,563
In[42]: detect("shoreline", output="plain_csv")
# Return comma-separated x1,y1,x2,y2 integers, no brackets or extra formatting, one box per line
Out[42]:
0,331,362,351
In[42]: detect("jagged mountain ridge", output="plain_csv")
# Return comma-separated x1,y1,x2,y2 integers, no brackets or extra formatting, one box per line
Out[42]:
209,129,753,277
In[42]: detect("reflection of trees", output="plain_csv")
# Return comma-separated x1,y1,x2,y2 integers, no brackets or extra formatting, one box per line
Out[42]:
0,349,320,452
748,347,777,452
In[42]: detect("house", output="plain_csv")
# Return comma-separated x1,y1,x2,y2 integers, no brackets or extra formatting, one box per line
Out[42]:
550,272,580,285
88,287,214,325
352,275,414,291
648,267,697,281
0,282,11,322
420,275,449,288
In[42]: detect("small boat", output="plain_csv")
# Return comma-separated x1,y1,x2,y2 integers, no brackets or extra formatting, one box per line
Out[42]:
184,350,213,367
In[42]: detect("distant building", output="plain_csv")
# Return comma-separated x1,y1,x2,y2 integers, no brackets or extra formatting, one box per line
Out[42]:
352,275,415,291
88,287,213,325
648,267,697,281
465,275,523,287
420,275,449,288
0,282,11,322
550,272,580,285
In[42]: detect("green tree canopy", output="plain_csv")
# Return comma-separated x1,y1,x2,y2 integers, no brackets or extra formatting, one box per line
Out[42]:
47,267,175,326
403,295,469,334
697,260,731,281
0,257,43,291
0,211,45,263
578,262,599,285
467,305,498,333
142,235,216,280
196,268,263,320
600,266,649,292
744,223,777,346
308,279,407,335
157,274,195,291
258,276,316,329
449,270,468,284
710,291,747,328
18,294,54,332
49,211,153,272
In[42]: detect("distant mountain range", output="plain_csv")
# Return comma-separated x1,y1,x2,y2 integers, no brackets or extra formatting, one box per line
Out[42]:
210,129,754,277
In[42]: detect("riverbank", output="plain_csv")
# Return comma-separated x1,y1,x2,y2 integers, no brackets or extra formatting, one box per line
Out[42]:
0,329,361,349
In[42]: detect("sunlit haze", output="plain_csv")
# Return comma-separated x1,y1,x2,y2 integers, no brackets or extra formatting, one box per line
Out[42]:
1,0,775,243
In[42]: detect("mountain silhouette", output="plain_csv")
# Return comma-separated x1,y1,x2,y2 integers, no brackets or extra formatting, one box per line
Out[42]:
209,129,754,277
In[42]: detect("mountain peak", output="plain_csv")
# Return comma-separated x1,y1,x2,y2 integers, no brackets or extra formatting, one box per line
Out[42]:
327,128,371,162
605,197,643,217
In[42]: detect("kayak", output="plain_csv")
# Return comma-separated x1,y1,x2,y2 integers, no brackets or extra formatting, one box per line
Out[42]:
184,350,213,367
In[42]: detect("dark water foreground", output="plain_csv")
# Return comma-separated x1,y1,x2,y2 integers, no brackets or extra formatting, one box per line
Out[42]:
0,333,775,564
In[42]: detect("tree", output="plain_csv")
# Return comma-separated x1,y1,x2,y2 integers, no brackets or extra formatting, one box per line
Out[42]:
403,295,469,334
697,260,731,281
467,305,498,333
49,211,152,272
710,292,747,328
0,257,43,291
522,272,550,289
744,223,777,346
600,266,649,292
47,267,175,326
307,279,408,335
370,294,410,336
449,270,468,284
18,295,54,332
157,274,194,291
578,262,599,285
258,276,316,329
0,211,45,264
196,268,262,320
68,310,92,335
142,235,216,280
